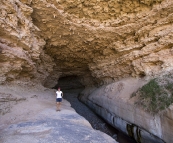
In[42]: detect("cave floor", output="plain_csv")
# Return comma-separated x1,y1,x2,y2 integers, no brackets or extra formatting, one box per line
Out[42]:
0,85,137,143
0,86,116,143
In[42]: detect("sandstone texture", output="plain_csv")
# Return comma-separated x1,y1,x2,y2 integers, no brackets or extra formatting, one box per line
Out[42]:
0,84,117,143
0,0,173,87
1,0,173,143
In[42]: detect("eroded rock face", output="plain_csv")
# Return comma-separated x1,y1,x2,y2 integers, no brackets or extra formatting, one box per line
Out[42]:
1,0,173,87
1,0,173,142
0,0,54,85
54,0,163,21
31,0,173,87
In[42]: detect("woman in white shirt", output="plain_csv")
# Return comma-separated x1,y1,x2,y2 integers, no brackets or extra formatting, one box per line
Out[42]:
56,87,63,111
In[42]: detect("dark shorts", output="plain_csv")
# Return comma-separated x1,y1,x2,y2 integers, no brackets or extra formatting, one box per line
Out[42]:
56,98,62,102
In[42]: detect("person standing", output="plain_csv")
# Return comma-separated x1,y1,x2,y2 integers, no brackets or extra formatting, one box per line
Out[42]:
56,87,63,111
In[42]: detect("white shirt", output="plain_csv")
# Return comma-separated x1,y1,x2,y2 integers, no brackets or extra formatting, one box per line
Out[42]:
56,91,62,98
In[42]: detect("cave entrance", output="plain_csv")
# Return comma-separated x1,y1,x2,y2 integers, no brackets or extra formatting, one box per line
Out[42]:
54,75,119,140
54,75,84,91
54,75,85,110
54,75,137,143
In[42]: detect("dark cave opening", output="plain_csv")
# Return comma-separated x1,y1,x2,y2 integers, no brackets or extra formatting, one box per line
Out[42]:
54,75,85,90
54,75,137,143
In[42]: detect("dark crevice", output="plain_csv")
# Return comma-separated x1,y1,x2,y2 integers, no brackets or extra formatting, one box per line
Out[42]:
54,75,84,90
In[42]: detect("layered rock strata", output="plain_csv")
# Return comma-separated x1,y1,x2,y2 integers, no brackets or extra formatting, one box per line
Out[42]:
1,0,173,87
0,0,54,85
0,0,173,143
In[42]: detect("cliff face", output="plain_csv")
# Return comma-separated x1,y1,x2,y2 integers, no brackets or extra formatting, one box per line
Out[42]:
1,0,173,142
0,0,54,85
1,0,173,87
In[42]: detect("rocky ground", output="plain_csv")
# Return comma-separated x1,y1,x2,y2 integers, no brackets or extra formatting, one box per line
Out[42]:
0,84,117,143
63,88,137,143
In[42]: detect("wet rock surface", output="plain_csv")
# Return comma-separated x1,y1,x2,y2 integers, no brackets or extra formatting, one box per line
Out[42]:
63,88,137,143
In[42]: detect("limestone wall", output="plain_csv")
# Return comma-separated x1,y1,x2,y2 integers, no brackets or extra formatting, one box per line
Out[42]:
0,0,54,85
1,0,173,87
1,0,173,142
79,77,173,143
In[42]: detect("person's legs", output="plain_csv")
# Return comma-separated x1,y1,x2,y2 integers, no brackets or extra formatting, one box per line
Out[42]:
56,102,59,111
56,98,62,111
59,102,61,110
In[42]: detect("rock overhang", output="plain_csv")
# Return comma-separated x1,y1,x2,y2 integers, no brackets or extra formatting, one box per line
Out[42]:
0,0,173,88
1,1,173,142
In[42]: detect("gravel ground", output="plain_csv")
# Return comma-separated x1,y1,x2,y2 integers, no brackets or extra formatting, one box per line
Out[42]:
63,89,137,143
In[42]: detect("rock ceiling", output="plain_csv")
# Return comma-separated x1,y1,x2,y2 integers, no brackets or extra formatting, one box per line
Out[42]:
0,0,173,87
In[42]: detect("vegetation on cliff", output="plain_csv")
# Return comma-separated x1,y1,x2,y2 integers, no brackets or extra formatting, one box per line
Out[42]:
132,73,173,114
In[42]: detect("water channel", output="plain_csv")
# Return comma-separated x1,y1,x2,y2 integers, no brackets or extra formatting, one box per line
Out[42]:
63,88,137,143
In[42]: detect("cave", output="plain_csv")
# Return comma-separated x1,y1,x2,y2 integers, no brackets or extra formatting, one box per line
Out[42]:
55,75,139,143
54,75,85,90
1,0,173,143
